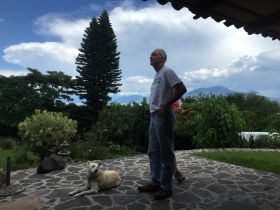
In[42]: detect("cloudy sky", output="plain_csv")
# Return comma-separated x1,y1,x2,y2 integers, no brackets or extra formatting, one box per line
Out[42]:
1,0,280,98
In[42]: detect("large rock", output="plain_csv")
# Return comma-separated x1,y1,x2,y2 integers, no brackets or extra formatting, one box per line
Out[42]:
37,155,65,174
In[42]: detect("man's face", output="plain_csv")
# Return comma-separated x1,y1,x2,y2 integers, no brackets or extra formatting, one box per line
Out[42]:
150,51,163,67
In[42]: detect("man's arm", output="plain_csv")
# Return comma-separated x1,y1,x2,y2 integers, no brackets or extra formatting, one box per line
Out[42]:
157,82,187,117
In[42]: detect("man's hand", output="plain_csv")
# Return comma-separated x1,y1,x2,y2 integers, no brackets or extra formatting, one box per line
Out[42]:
156,82,187,118
174,107,187,116
157,106,168,118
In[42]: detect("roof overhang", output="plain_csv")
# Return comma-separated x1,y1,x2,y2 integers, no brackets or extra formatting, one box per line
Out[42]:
144,0,280,41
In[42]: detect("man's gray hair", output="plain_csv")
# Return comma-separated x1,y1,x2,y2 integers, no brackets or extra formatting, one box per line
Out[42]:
154,48,167,63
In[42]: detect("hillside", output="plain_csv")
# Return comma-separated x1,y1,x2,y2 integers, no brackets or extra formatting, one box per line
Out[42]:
100,86,280,104
109,86,236,104
186,85,236,97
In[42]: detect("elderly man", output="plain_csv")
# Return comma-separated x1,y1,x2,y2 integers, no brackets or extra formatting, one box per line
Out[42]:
138,49,187,200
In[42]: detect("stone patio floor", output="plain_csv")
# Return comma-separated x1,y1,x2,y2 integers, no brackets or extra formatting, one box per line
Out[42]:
0,149,280,210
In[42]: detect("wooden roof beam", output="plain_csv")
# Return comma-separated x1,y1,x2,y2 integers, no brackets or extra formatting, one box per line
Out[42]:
190,0,226,19
244,9,280,31
156,0,225,12
194,0,225,11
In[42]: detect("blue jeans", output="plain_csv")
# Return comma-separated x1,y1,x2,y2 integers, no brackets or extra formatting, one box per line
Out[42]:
148,108,175,191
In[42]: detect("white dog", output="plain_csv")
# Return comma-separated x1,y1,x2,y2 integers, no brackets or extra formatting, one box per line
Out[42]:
68,160,121,197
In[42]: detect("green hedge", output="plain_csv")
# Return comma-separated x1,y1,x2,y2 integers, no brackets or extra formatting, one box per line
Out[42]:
19,110,77,160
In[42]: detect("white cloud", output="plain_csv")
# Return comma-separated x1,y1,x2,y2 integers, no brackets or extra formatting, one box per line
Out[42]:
256,49,280,71
34,14,89,47
183,55,258,83
2,13,89,75
182,49,280,97
184,67,229,82
120,75,153,96
110,4,277,71
230,56,258,72
125,75,153,84
0,69,27,77
111,6,192,32
1,1,280,98
3,42,79,75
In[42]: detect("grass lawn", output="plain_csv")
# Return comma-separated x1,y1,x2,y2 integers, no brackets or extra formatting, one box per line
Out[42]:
193,150,280,174
0,148,39,171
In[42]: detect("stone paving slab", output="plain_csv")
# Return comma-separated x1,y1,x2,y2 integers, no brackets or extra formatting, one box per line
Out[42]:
0,197,43,210
0,149,280,210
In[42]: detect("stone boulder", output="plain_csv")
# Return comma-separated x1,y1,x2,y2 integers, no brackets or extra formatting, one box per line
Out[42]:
37,155,65,174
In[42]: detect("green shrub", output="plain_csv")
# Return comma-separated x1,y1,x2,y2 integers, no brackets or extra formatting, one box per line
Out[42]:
174,110,195,150
86,144,114,160
250,133,280,149
226,92,280,131
69,141,137,160
265,114,280,132
0,137,17,149
18,110,77,160
192,97,245,148
69,142,91,160
107,143,137,157
0,147,39,170
241,110,258,131
87,100,150,151
89,104,134,146
14,146,28,164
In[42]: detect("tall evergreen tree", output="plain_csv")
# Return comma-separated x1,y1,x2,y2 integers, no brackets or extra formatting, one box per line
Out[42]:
76,11,121,118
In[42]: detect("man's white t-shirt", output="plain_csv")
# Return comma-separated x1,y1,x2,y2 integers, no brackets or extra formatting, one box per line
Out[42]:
149,66,182,113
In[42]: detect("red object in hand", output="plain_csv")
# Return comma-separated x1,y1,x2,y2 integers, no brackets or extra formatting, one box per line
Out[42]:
172,100,180,109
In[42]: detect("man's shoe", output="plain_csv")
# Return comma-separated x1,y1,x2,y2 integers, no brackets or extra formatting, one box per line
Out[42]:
138,183,160,193
154,188,172,200
174,171,185,183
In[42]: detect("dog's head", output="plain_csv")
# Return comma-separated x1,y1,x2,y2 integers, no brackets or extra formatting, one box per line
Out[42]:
87,160,102,178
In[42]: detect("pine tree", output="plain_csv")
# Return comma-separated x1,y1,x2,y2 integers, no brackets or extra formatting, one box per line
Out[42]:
76,11,121,118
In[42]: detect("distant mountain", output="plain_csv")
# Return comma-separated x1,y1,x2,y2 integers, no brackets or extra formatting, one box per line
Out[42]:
109,95,144,104
109,86,236,104
186,85,236,97
70,86,279,105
